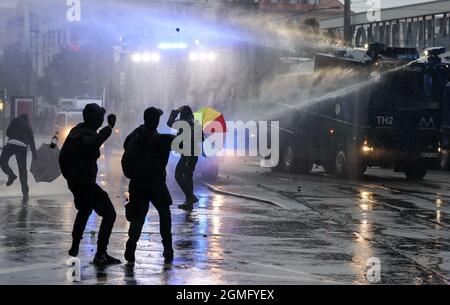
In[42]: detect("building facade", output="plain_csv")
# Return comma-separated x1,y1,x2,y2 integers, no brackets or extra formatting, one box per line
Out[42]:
320,0,450,50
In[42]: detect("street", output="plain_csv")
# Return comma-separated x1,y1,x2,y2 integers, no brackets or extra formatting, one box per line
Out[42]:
0,0,449,293
0,148,448,285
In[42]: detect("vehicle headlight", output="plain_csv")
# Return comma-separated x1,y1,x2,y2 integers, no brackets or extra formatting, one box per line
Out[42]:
64,128,71,138
362,140,374,153
189,51,217,62
362,145,374,152
131,53,142,63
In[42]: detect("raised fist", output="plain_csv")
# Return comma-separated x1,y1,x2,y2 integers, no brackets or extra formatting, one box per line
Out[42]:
107,114,116,128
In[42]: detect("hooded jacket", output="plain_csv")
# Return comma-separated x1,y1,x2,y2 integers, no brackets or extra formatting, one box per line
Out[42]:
59,105,111,183
122,125,175,181
6,114,36,156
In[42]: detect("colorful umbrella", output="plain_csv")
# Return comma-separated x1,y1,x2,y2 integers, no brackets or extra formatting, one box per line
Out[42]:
194,107,227,133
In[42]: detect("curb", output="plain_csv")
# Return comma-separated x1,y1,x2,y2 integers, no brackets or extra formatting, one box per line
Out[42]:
202,182,289,209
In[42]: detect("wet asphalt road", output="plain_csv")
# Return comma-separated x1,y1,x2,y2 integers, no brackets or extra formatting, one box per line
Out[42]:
0,151,448,285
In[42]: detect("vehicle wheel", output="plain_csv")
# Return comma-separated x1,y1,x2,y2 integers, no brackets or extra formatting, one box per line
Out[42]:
335,150,347,177
405,166,427,180
282,145,296,173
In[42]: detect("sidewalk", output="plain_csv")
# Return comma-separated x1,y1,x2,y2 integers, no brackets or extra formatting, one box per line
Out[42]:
206,157,313,211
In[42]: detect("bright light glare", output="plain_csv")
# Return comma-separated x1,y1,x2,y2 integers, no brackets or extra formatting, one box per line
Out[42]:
362,145,374,152
151,52,161,62
64,128,71,138
157,42,188,50
131,52,160,63
142,53,151,62
189,52,198,61
207,52,216,61
131,53,142,63
189,51,217,62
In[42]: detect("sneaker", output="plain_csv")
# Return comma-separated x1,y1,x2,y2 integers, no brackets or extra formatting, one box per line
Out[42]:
93,253,121,266
124,240,136,263
188,195,199,204
178,201,193,211
163,248,174,263
6,175,17,187
68,244,79,257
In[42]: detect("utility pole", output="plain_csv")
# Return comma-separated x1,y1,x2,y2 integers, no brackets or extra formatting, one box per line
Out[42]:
344,0,352,46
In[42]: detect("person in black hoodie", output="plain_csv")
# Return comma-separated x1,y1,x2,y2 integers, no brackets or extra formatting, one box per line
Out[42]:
122,107,175,264
59,103,121,265
167,106,202,211
0,113,36,202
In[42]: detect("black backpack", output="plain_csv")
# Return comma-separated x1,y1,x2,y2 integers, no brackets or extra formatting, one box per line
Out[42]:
121,129,165,180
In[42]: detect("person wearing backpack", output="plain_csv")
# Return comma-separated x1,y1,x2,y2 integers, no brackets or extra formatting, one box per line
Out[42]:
59,103,121,266
122,107,175,264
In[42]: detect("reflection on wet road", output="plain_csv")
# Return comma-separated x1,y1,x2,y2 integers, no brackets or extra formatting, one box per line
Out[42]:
0,153,448,284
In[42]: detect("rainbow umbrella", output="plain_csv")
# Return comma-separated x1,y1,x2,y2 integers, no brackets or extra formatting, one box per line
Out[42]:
194,107,227,133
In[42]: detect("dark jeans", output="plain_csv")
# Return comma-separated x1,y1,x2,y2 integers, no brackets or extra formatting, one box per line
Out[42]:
68,181,116,255
175,155,198,201
0,144,28,196
127,180,172,249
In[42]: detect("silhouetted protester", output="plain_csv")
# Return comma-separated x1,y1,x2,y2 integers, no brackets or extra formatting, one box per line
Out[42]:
59,103,121,265
0,114,37,203
122,107,175,264
167,105,202,211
